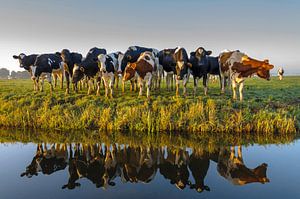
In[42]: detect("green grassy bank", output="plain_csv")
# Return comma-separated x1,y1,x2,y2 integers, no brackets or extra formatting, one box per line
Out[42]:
0,76,299,134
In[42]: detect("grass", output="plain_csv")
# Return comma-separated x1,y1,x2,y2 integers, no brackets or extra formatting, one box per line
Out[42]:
0,129,298,152
0,76,299,134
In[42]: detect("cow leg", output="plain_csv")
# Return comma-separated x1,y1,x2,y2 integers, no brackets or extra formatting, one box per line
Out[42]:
146,74,152,99
40,78,45,92
96,78,101,96
239,82,244,101
183,75,188,97
166,74,170,91
122,80,125,93
221,74,226,94
110,75,115,98
53,74,57,88
203,75,208,96
219,74,222,92
65,72,70,94
237,146,243,162
232,80,237,100
193,77,198,96
46,73,53,93
171,74,174,91
115,74,119,89
138,77,143,96
60,72,64,90
175,78,180,96
88,79,93,95
129,80,133,92
102,77,108,97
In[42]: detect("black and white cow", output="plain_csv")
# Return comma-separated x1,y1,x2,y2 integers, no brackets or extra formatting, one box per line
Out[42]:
31,54,64,93
119,46,162,92
159,47,191,96
72,47,107,95
189,47,221,95
56,49,83,94
96,52,124,98
13,53,38,90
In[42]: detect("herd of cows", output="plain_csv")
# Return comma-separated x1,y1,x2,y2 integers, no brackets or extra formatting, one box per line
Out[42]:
13,46,275,101
21,143,269,191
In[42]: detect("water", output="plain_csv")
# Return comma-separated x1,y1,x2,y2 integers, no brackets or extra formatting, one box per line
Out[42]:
0,135,300,199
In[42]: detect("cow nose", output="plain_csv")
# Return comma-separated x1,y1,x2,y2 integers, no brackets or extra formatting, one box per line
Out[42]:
31,76,36,80
117,70,122,74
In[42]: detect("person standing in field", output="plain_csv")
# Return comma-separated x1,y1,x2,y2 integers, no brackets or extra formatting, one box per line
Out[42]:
278,67,284,80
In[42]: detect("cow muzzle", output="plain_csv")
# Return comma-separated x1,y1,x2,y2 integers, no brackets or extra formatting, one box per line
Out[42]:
117,70,122,74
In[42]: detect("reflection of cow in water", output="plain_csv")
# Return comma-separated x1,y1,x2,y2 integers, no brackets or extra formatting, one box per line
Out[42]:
211,146,270,185
159,147,190,190
21,143,270,191
189,148,210,193
21,143,68,178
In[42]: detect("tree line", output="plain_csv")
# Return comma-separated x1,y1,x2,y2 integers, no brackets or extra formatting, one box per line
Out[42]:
0,68,30,79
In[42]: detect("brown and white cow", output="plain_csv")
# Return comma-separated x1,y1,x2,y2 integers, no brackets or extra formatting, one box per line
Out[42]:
215,146,270,186
219,50,274,101
123,51,156,98
278,67,284,80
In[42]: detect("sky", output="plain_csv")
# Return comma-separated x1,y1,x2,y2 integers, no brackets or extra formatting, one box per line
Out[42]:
0,0,299,74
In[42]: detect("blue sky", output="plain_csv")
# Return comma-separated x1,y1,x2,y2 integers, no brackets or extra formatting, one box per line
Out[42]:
0,0,299,73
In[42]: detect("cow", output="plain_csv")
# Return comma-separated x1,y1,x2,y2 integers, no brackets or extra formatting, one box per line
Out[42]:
21,143,68,178
96,52,123,98
72,47,107,95
219,50,274,101
123,51,156,98
31,54,64,93
278,67,284,80
189,47,221,95
213,146,270,185
56,49,83,94
13,53,38,90
159,47,191,96
119,46,163,92
159,147,190,190
188,148,210,193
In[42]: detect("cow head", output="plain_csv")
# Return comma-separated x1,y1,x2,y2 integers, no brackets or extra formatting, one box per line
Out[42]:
56,49,71,72
242,56,274,80
13,53,31,71
72,64,85,83
174,47,191,80
97,54,107,72
123,63,136,81
117,53,124,74
191,47,212,66
190,183,210,193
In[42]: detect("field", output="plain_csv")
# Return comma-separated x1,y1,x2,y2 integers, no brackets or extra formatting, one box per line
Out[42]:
0,76,299,134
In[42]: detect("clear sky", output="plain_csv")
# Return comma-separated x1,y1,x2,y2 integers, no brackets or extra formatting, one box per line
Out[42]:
0,0,299,74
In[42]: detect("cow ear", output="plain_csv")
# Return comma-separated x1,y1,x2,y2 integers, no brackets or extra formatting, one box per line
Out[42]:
80,67,85,72
13,55,19,59
55,52,61,56
206,51,212,55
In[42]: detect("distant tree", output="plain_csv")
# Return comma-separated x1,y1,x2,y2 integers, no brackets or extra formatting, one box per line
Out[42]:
10,71,17,79
16,71,30,79
0,68,10,79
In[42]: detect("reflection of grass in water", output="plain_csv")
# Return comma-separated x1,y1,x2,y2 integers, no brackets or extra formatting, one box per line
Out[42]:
0,76,299,134
0,129,298,152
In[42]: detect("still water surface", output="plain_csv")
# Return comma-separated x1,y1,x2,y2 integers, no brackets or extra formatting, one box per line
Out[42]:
0,137,300,199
